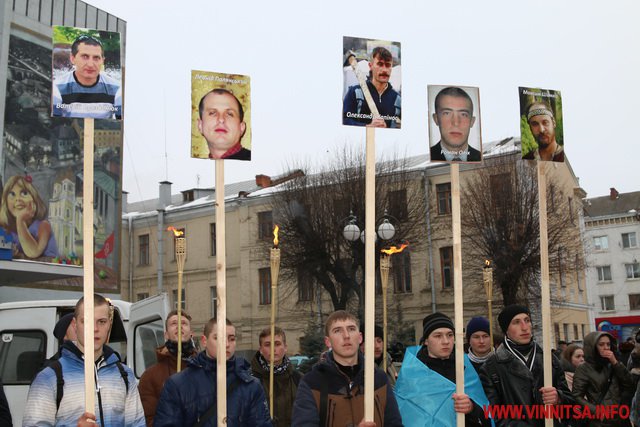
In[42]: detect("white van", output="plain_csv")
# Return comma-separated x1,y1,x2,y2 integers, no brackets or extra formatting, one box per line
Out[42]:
0,293,170,425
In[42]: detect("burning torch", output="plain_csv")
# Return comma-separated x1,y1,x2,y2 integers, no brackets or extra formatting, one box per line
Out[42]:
168,226,186,372
380,242,408,363
269,225,281,417
482,260,494,349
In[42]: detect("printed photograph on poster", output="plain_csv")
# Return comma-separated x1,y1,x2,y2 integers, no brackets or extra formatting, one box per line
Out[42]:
427,85,482,163
342,36,401,129
51,25,122,120
191,70,251,161
519,87,564,162
3,32,122,291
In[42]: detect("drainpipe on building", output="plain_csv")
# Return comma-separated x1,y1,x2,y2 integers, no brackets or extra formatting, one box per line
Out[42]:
423,171,437,313
157,212,164,294
157,181,172,295
128,215,133,301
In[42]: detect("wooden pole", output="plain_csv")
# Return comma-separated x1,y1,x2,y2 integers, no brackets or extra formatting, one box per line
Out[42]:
451,163,465,427
380,254,390,365
175,236,186,372
364,126,376,421
215,160,227,426
269,244,280,417
537,161,553,427
82,118,95,413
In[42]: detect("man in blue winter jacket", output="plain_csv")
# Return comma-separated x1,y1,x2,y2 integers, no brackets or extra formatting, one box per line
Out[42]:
154,317,272,427
24,294,145,427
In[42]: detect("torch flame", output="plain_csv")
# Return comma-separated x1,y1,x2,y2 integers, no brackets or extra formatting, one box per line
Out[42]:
273,225,279,248
484,259,491,268
167,226,184,237
381,242,409,255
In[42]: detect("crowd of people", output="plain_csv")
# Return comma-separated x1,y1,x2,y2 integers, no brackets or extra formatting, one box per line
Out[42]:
4,294,640,426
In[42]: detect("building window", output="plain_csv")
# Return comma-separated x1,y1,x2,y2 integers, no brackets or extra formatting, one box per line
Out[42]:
440,247,453,289
581,324,586,339
593,236,609,250
210,287,217,317
626,263,640,279
138,234,149,266
393,251,412,293
259,268,272,305
389,189,408,221
554,323,560,343
258,211,273,241
622,232,638,249
210,223,216,256
600,295,615,311
297,268,314,302
597,266,612,282
573,324,579,341
136,293,149,302
171,228,186,261
172,289,186,310
629,294,640,311
436,183,451,215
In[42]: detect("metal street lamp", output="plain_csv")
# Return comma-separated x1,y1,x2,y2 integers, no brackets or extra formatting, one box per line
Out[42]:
341,209,398,243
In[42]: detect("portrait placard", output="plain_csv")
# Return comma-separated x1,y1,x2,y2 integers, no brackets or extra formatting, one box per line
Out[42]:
519,87,564,162
428,85,482,163
342,36,401,129
191,70,252,161
51,26,122,120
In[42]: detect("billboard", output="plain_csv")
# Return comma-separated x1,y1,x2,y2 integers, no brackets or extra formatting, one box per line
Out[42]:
2,31,122,291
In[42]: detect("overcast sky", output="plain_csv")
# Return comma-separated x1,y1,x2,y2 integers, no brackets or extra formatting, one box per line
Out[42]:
86,0,640,203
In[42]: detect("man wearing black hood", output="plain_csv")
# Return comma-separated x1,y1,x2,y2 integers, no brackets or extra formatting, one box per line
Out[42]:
572,331,634,427
480,305,573,426
138,309,197,426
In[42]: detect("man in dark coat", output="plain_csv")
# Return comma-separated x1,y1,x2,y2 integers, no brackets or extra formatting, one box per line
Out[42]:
480,305,574,426
572,331,634,427
138,309,197,426
291,310,402,427
154,318,271,427
251,326,301,427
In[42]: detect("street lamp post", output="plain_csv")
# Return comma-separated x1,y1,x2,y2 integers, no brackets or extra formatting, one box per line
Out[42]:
341,209,398,354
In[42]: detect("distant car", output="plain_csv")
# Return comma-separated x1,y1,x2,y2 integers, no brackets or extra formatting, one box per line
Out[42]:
289,355,309,368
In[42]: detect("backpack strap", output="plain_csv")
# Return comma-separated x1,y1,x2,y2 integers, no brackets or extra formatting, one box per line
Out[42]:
194,379,240,427
115,361,130,394
319,374,328,427
50,360,64,411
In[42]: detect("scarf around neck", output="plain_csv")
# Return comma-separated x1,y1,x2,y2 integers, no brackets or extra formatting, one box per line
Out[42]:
257,351,290,375
504,337,536,371
467,348,493,365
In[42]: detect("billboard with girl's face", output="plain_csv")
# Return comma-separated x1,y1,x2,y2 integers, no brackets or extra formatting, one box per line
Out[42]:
1,27,122,291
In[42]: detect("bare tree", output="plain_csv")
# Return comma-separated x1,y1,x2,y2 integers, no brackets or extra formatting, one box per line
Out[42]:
460,154,584,307
272,146,427,314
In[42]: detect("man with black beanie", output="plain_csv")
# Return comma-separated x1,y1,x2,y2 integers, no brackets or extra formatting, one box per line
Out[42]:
395,312,491,426
480,304,574,426
359,323,398,388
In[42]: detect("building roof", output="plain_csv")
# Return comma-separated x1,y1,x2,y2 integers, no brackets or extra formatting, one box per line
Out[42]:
584,190,640,219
